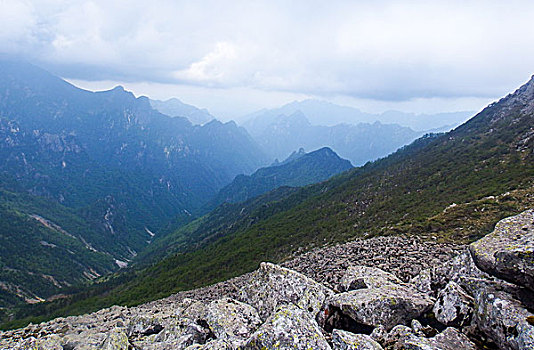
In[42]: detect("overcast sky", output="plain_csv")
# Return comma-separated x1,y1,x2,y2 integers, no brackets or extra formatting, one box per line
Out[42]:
2,0,534,119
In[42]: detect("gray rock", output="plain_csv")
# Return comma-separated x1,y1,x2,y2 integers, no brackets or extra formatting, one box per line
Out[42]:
433,281,474,327
338,266,403,292
201,339,235,349
184,339,234,349
383,325,414,348
369,325,388,345
127,315,164,337
465,278,534,350
244,303,332,350
332,329,383,349
327,284,434,330
101,329,129,350
204,298,262,341
239,262,334,321
153,317,212,346
410,251,490,297
469,209,534,291
398,327,476,350
410,320,437,338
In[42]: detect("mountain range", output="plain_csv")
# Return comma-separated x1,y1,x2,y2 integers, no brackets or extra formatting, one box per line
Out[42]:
241,99,472,131
4,74,532,329
149,98,215,125
0,59,270,306
242,110,422,165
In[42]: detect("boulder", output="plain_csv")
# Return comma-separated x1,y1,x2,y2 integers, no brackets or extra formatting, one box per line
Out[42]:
398,327,477,350
153,317,212,346
239,262,334,320
243,303,332,350
184,339,234,349
127,315,164,337
101,329,129,350
204,298,262,341
410,251,490,297
327,284,434,330
469,209,534,291
464,278,534,350
381,325,414,349
338,266,403,292
433,281,474,327
332,329,384,350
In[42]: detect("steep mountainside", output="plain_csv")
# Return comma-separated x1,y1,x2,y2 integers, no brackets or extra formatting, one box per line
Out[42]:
242,111,421,165
207,147,352,209
150,98,215,125
0,60,268,307
242,99,472,130
8,75,532,326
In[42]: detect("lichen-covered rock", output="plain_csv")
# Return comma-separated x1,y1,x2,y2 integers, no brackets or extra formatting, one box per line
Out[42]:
239,262,334,321
410,251,490,297
61,331,109,350
204,298,262,341
327,284,434,330
397,327,477,350
180,299,209,321
244,303,332,350
332,329,383,350
14,335,63,350
433,281,474,327
102,329,129,350
464,278,534,350
189,339,235,349
184,339,234,349
152,317,212,346
381,325,414,348
338,266,403,292
469,209,534,291
127,315,164,337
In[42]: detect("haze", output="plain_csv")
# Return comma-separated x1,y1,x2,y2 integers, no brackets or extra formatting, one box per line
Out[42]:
2,0,534,119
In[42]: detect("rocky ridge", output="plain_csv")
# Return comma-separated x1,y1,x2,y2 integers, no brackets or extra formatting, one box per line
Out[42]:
1,210,533,349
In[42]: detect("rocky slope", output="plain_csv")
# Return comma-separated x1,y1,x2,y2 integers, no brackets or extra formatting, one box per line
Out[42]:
2,210,532,349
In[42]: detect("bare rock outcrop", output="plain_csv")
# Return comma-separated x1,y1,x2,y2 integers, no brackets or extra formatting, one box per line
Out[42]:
469,209,534,291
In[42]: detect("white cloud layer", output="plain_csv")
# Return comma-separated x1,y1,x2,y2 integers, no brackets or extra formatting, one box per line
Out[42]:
2,0,534,114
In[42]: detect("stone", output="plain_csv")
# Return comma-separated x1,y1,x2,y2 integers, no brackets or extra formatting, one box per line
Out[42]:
369,325,388,345
127,315,164,337
433,281,474,327
153,317,212,346
383,325,414,348
239,262,334,321
397,327,477,350
204,298,262,341
101,329,129,350
327,284,434,330
465,278,534,350
332,329,384,349
469,209,534,291
243,303,332,350
338,266,403,292
184,339,234,349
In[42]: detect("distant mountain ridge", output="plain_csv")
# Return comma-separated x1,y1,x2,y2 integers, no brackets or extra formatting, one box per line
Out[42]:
206,147,352,210
0,59,268,306
242,99,473,131
150,98,215,125
242,110,421,165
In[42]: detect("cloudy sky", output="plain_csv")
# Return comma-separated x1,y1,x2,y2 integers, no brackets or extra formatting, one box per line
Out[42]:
2,0,534,119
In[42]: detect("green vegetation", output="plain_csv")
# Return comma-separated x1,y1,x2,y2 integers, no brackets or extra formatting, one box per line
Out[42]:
205,147,352,211
3,86,533,329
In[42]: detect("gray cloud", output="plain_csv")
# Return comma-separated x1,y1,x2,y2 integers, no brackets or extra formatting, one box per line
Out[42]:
1,0,534,103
